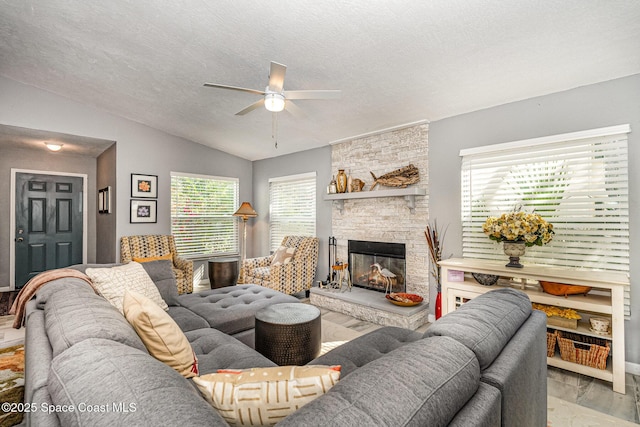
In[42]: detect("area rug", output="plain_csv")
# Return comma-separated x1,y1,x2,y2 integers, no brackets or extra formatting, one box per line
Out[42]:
0,292,19,317
0,345,24,427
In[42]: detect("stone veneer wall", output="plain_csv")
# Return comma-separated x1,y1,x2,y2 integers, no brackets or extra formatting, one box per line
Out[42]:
330,123,429,299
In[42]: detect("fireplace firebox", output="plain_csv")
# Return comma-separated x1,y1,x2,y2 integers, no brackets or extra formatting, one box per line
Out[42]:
348,240,406,293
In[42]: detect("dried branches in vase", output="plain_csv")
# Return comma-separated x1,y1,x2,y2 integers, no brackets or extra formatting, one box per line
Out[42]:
424,221,448,293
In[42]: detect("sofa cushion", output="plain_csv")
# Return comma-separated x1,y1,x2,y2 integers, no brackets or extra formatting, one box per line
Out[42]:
278,336,480,427
48,338,226,426
140,259,180,306
176,285,300,335
167,306,210,332
35,277,96,310
423,288,532,369
448,382,501,427
86,262,168,313
44,287,147,357
123,290,198,378
184,328,275,374
194,366,341,426
310,326,422,377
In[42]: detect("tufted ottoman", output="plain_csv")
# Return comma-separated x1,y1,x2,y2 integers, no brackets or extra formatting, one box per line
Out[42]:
173,284,300,348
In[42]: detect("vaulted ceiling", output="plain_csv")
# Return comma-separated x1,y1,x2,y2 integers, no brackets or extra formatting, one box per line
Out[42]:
2,1,639,160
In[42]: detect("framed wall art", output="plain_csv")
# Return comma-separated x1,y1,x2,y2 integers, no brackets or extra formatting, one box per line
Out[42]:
130,199,157,223
131,173,158,198
98,186,111,214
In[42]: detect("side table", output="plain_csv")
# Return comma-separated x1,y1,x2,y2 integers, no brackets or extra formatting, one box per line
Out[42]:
255,303,321,366
207,258,239,289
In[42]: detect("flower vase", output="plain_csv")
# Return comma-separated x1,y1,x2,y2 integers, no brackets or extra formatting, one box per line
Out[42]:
435,291,442,320
503,241,526,268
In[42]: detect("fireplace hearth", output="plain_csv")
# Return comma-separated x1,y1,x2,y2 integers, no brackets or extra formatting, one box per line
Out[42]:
348,240,405,293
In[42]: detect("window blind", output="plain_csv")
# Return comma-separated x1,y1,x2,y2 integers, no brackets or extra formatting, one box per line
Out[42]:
171,172,239,257
269,172,316,252
460,126,630,316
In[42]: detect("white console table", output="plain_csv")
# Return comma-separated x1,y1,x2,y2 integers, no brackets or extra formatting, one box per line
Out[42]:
439,258,628,394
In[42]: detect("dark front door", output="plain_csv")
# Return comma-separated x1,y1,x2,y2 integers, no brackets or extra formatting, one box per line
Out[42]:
14,172,84,289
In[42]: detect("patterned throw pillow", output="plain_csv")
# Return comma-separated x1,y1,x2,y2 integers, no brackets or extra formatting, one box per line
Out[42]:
193,365,340,426
86,262,168,313
271,246,296,266
123,290,198,378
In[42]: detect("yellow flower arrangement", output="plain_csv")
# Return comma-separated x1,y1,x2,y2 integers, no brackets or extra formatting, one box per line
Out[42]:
482,209,554,247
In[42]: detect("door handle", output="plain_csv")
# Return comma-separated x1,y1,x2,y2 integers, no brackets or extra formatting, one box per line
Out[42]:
16,237,23,242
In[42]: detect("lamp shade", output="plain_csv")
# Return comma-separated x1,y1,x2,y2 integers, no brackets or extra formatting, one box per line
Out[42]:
233,202,258,220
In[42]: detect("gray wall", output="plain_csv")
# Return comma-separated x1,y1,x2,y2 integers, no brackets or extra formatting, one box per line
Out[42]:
252,146,332,283
96,143,117,263
0,76,253,283
0,146,98,287
429,73,640,365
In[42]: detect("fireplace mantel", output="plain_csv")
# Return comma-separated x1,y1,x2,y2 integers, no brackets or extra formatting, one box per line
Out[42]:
324,187,426,213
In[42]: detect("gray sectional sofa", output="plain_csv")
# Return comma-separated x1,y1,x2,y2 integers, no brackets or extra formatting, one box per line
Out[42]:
23,261,547,426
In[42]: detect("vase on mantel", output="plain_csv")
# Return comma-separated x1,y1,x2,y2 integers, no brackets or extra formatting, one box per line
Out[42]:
336,169,348,193
503,241,526,268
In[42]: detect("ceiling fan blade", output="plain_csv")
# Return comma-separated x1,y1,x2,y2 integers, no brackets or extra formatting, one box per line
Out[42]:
203,83,265,96
284,90,342,100
268,62,287,93
236,99,265,116
284,100,306,119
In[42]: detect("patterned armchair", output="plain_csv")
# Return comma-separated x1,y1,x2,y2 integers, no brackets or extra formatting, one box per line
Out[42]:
120,235,194,294
239,236,319,295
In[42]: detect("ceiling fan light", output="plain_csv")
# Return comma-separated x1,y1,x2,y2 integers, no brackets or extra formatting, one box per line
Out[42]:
264,93,285,112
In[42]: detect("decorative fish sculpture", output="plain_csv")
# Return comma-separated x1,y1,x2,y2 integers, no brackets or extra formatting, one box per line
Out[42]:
370,164,419,190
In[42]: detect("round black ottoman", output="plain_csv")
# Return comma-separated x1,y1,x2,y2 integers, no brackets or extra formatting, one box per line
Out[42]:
255,303,321,366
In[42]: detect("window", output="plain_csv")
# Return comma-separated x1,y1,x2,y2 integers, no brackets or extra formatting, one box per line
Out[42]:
269,172,316,252
460,125,630,315
171,172,239,257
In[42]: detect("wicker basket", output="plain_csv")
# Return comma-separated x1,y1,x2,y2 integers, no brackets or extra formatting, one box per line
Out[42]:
556,331,610,370
546,329,557,357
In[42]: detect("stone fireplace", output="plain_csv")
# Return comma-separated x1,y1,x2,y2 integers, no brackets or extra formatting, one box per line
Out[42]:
310,122,430,330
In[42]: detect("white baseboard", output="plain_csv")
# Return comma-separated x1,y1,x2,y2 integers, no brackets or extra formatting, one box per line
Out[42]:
428,314,435,324
626,361,640,375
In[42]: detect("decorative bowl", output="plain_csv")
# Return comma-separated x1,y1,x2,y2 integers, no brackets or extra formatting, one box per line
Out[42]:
471,273,500,286
386,293,423,307
539,281,591,297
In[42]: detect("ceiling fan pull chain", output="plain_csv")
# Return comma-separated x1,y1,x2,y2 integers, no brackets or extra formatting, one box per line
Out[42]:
272,112,278,149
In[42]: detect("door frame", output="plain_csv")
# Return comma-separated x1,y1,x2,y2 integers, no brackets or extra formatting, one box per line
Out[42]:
8,169,88,291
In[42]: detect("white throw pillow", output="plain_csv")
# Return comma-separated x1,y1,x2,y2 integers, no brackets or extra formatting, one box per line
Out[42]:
193,365,340,426
86,262,168,314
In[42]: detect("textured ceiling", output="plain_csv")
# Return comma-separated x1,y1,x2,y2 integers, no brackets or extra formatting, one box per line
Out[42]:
1,1,639,160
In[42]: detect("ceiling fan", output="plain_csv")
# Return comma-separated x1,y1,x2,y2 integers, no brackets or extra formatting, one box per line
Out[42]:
203,61,341,118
